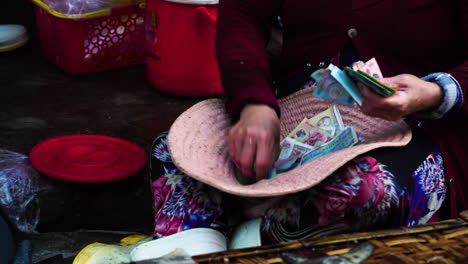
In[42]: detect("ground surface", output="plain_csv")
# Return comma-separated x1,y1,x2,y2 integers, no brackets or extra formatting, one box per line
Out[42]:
1,3,204,262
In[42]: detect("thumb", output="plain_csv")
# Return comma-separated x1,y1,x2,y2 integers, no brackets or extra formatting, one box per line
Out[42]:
380,74,414,89
379,76,399,87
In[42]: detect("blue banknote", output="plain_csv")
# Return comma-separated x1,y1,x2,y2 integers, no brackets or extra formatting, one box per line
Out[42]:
312,68,356,107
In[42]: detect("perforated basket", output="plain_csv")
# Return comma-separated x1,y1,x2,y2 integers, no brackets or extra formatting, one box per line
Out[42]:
33,0,146,74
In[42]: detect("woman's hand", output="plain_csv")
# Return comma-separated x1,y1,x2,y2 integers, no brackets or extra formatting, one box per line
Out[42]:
359,74,443,121
228,103,280,182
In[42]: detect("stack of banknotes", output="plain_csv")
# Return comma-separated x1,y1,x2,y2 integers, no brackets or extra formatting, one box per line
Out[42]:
312,58,396,107
269,105,361,178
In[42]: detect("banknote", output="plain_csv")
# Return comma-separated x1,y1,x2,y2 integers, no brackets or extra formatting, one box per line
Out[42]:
278,138,315,160
351,58,383,79
311,68,326,84
274,105,359,175
275,138,315,172
274,127,359,173
283,118,332,148
347,57,396,97
299,126,359,165
266,168,278,179
328,64,363,106
363,57,383,79
345,67,396,97
352,61,366,71
308,105,345,138
312,69,355,107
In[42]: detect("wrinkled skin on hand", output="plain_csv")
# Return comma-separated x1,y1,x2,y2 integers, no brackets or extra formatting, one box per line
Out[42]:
359,74,443,121
228,103,280,182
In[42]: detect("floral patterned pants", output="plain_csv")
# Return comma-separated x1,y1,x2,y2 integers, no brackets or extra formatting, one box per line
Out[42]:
149,132,446,244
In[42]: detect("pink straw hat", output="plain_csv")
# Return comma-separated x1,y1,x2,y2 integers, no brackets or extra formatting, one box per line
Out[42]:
167,88,412,197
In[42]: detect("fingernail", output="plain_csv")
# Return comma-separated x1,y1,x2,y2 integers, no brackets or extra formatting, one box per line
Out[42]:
231,158,241,168
231,159,253,176
242,169,253,176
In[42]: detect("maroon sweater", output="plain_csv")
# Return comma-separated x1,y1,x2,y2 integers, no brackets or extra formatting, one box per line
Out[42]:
215,0,468,217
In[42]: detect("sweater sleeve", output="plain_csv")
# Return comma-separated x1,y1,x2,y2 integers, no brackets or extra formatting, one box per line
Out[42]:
446,0,468,117
414,72,463,120
447,63,468,116
215,0,282,121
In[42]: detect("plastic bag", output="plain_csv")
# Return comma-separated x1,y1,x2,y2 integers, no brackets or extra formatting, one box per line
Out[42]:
43,0,142,15
0,149,56,233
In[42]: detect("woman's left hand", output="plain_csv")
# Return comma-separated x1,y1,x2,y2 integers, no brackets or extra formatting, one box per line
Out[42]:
359,74,443,121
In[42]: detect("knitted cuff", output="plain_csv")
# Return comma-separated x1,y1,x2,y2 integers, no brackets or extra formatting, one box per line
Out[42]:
414,73,463,120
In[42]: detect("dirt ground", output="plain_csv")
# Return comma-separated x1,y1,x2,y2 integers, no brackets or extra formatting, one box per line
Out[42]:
1,3,204,262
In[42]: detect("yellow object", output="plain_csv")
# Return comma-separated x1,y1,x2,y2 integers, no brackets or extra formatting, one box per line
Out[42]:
119,235,149,246
0,25,28,53
73,235,151,264
0,38,28,53
31,0,145,19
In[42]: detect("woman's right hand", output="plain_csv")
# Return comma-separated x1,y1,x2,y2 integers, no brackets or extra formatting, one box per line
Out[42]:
228,103,280,182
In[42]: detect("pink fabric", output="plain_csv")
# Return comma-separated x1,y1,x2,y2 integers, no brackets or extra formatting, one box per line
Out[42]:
151,177,183,237
311,156,393,226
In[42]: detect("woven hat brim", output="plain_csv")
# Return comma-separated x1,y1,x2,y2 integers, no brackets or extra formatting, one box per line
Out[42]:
167,88,412,197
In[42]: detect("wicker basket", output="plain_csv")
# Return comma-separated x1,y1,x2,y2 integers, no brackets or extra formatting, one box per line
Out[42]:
193,211,468,264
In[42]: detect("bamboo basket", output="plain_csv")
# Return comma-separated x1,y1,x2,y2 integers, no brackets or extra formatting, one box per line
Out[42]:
193,211,468,264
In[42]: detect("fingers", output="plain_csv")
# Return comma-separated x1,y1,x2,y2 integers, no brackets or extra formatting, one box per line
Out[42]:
229,127,254,177
229,127,277,181
254,133,275,180
359,83,381,100
380,74,411,88
359,84,405,121
229,126,258,177
228,104,280,182
238,133,276,181
239,134,256,177
228,128,236,159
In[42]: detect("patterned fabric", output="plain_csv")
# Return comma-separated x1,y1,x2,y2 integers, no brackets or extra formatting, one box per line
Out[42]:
149,132,223,238
260,151,446,243
149,133,446,243
406,148,446,226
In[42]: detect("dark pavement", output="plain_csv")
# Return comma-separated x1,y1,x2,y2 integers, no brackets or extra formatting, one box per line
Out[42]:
0,3,203,237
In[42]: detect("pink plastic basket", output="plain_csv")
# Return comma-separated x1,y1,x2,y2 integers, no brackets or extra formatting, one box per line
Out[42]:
33,1,146,74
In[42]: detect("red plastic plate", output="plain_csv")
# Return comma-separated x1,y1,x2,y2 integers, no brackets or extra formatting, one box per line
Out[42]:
30,135,147,182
